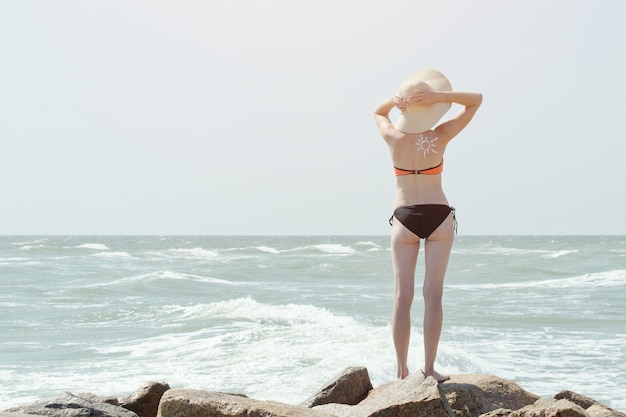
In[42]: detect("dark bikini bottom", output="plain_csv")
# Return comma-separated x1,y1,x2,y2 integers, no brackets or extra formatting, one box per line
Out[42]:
389,204,457,239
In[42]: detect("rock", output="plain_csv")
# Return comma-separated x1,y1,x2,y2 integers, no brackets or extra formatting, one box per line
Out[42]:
533,398,588,417
121,382,170,417
554,391,626,417
586,404,626,417
478,409,515,417
302,366,373,407
555,391,602,410
156,389,330,417
0,413,39,417
5,392,138,417
487,398,589,417
314,371,454,417
75,393,120,406
439,374,540,417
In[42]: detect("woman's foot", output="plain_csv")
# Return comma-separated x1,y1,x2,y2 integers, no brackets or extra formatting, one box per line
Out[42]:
421,369,450,383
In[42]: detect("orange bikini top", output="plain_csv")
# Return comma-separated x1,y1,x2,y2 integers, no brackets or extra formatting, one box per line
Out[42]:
394,159,444,176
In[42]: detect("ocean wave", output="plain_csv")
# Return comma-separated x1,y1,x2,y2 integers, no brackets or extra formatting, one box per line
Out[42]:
90,296,396,405
167,248,219,258
91,251,132,259
0,301,25,308
311,244,356,255
355,241,382,248
136,271,237,285
216,241,382,257
0,257,30,261
174,297,357,327
18,245,47,251
356,241,385,252
453,247,578,259
256,246,281,254
76,243,110,251
82,271,238,288
12,238,48,247
449,269,626,291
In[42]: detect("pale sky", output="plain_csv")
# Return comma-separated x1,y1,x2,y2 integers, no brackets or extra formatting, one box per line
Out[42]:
1,0,625,235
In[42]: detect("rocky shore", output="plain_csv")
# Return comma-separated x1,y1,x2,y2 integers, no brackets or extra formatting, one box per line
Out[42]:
2,367,624,417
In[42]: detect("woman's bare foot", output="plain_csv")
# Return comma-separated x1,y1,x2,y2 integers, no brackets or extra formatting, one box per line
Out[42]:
421,369,450,383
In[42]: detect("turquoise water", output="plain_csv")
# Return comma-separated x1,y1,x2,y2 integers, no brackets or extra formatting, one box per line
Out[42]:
1,235,625,411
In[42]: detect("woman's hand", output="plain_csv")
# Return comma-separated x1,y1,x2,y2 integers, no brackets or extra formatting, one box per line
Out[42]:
393,95,410,111
406,89,441,107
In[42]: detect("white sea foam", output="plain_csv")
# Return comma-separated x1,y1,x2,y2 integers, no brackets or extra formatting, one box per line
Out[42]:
0,257,30,262
12,238,47,246
312,244,356,255
449,269,626,291
453,247,579,258
541,249,579,259
91,251,132,259
18,245,46,251
0,302,25,307
81,270,237,287
256,246,281,254
182,297,347,326
135,271,236,285
356,241,382,248
76,243,110,251
168,247,218,258
91,297,397,404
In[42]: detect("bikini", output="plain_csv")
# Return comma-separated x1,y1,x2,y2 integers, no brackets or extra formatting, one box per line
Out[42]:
389,159,457,239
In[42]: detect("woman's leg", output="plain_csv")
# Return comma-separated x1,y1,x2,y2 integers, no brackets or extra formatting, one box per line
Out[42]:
390,219,420,379
422,213,455,382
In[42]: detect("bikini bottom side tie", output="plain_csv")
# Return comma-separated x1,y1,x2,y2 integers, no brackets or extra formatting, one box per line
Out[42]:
389,204,457,239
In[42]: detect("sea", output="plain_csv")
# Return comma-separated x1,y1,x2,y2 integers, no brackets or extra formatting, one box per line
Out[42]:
1,235,625,411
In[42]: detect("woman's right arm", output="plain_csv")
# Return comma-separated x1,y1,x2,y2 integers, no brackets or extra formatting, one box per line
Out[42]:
374,97,402,143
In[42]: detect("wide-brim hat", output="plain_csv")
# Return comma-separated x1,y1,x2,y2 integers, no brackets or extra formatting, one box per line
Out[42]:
395,69,452,134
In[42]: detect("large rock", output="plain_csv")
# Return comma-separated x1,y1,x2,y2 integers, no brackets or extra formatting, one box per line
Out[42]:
439,374,540,417
553,391,626,417
156,389,330,417
5,392,138,417
75,394,120,407
482,397,604,417
586,404,626,417
121,382,170,417
302,367,373,407
555,390,602,410
505,397,589,417
314,371,454,417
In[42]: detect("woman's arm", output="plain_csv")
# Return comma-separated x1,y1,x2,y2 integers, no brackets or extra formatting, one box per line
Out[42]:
374,97,403,142
407,90,483,141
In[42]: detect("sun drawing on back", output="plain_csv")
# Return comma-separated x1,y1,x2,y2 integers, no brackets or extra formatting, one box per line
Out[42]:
416,134,439,157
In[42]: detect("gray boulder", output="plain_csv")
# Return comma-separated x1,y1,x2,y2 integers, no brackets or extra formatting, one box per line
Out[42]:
156,390,330,417
586,404,626,417
439,374,540,416
121,382,170,417
302,366,373,407
5,392,138,417
481,397,604,417
314,371,454,417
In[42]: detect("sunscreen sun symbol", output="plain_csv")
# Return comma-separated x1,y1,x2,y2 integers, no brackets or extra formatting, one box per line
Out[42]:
416,134,439,157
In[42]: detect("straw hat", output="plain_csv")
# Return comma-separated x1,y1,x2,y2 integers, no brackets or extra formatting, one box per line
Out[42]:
395,69,452,134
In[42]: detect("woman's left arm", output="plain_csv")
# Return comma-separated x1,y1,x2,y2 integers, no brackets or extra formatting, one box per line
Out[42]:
407,90,483,141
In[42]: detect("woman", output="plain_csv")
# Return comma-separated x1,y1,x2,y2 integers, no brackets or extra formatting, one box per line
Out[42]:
374,69,482,382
